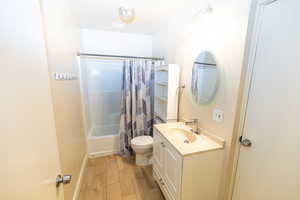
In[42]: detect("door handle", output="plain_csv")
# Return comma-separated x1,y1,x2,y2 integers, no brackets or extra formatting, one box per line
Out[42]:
159,178,165,185
56,174,72,187
239,136,252,147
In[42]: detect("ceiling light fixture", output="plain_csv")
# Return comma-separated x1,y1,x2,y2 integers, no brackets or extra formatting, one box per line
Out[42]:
119,6,135,24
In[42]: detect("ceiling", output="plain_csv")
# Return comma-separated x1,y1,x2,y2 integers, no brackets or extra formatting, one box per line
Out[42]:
70,0,210,35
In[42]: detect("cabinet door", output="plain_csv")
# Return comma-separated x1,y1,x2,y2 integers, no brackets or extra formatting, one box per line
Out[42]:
153,130,165,175
163,142,182,200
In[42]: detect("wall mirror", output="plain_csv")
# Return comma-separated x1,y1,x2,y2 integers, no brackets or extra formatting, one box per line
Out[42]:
190,51,218,104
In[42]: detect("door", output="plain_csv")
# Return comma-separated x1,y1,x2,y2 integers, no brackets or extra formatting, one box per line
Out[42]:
233,0,300,199
163,142,182,200
153,130,165,175
0,1,63,200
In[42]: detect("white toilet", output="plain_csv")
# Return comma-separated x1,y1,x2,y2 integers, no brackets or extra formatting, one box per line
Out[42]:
131,136,153,166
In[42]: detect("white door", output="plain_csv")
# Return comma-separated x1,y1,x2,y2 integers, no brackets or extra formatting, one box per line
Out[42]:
233,0,300,199
153,131,165,175
0,1,63,200
163,143,182,200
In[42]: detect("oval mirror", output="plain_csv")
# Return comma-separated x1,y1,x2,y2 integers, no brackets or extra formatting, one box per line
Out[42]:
190,51,218,104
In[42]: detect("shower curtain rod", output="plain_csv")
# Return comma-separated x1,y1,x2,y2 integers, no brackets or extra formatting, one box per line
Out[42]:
78,53,164,60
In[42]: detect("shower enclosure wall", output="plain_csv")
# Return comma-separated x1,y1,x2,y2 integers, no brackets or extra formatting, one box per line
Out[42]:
79,57,123,155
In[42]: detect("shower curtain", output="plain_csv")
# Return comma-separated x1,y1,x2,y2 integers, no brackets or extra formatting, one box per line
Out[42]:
119,59,163,156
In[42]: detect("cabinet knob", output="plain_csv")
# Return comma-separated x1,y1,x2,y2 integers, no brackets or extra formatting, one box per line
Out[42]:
160,142,165,147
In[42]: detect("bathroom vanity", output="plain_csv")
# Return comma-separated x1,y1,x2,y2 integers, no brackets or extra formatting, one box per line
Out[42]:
153,123,225,200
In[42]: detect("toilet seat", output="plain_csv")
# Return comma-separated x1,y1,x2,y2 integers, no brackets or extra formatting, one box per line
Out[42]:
131,136,153,149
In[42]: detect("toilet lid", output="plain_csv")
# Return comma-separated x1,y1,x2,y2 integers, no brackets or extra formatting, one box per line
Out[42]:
131,136,153,146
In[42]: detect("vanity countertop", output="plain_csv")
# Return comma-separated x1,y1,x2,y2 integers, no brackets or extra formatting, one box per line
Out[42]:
154,122,225,156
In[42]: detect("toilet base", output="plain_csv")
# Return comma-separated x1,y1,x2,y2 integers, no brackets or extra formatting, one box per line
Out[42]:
135,153,152,166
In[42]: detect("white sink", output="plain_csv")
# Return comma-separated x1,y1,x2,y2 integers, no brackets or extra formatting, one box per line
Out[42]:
154,122,225,156
166,128,197,143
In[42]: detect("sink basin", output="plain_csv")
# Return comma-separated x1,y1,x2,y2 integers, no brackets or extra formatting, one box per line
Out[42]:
166,128,197,143
154,122,225,156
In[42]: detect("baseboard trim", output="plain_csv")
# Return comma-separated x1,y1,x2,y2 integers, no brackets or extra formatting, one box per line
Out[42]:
88,150,119,158
72,154,88,200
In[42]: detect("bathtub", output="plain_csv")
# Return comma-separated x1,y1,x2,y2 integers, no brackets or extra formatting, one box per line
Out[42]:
86,124,120,157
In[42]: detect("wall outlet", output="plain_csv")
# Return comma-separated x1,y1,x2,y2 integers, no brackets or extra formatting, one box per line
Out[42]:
213,109,223,123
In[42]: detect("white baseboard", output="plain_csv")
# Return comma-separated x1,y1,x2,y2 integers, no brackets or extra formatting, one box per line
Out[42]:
72,154,88,200
88,150,119,158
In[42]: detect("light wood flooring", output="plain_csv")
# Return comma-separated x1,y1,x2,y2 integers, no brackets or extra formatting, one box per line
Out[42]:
79,155,165,200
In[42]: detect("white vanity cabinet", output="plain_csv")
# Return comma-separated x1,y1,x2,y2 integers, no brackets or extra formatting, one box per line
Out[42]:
153,131,182,200
153,127,224,200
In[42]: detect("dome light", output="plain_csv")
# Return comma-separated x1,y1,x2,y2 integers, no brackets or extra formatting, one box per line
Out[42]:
119,6,135,24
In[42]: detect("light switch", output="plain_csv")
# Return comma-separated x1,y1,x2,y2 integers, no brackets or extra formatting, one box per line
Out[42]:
213,109,223,123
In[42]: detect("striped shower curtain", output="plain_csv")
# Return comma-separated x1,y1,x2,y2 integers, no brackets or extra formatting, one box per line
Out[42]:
119,59,163,156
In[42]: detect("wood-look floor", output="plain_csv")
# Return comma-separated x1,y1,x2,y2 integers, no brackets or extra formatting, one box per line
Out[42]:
79,155,165,200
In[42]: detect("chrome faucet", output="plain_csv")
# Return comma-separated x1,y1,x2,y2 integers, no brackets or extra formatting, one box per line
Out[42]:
184,118,200,135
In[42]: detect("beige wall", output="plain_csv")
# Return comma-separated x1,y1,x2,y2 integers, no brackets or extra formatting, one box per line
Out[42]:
40,0,86,199
153,0,252,199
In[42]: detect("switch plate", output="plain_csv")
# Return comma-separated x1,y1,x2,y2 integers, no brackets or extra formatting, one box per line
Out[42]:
213,109,223,123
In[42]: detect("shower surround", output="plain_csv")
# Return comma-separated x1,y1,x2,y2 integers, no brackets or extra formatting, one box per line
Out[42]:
79,58,122,155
